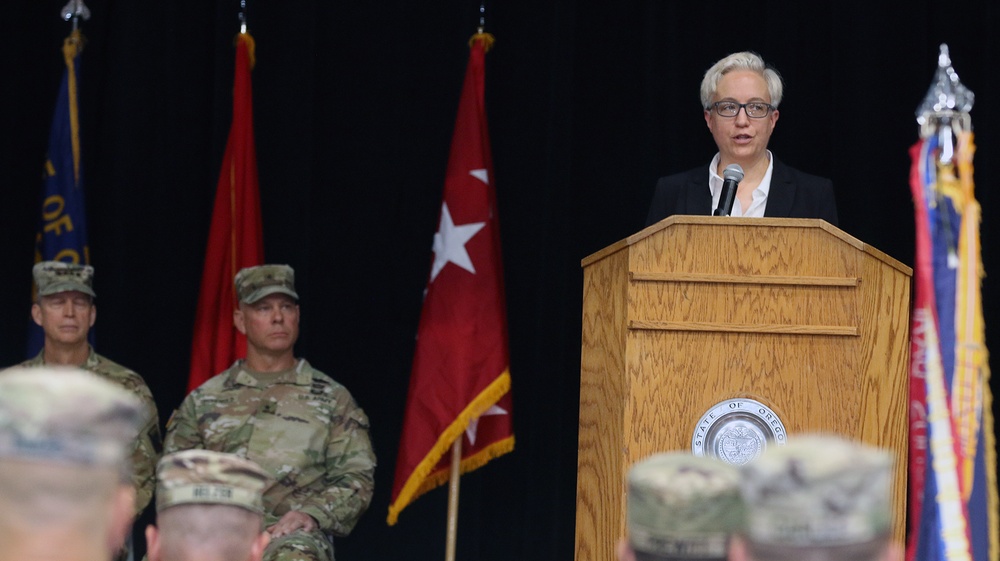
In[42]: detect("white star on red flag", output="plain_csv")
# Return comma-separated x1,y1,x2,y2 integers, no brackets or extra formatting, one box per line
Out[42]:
465,405,509,446
430,201,485,282
469,168,489,185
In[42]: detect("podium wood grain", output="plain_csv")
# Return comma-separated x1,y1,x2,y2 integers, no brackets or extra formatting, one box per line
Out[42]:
577,217,912,561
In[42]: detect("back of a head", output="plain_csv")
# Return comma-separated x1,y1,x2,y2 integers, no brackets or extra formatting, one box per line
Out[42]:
150,450,271,561
156,504,263,561
0,367,143,555
627,452,744,561
699,51,784,109
738,434,896,561
0,367,143,501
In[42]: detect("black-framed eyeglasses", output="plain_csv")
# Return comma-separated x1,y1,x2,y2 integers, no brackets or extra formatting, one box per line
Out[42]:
708,101,774,118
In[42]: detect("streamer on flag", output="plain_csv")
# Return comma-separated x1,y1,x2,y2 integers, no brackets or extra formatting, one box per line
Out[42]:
187,31,264,393
28,29,93,357
907,44,997,561
388,33,514,526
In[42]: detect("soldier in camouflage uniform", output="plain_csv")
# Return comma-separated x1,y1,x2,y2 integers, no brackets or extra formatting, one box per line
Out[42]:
146,450,272,561
164,264,376,561
0,367,145,561
16,261,161,519
618,452,745,561
735,434,902,561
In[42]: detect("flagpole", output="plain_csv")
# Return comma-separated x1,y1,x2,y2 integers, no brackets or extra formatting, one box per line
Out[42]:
239,0,249,34
445,439,462,561
443,9,488,557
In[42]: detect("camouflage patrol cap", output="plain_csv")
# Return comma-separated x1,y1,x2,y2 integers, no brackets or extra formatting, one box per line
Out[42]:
627,452,744,560
32,260,96,298
234,264,299,304
156,450,271,515
0,367,142,471
739,434,893,547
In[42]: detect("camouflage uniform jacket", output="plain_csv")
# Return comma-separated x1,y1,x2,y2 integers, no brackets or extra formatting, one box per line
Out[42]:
20,347,162,514
164,359,376,537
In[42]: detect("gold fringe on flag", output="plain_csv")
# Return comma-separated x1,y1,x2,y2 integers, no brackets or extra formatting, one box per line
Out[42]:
955,132,999,561
953,132,983,500
386,370,514,526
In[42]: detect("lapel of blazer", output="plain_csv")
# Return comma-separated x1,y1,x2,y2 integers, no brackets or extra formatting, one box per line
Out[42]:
764,159,794,218
685,172,713,215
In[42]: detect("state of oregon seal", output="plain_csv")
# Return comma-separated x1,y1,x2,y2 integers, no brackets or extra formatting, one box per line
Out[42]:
691,398,787,465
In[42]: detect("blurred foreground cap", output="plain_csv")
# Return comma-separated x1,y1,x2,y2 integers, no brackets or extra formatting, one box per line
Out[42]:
740,434,893,547
0,367,142,470
628,452,744,559
156,449,271,514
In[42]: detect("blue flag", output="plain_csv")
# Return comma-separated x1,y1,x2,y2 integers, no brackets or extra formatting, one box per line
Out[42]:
28,30,92,357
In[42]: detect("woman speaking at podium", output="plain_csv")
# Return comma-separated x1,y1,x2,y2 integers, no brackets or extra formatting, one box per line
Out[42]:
645,51,838,227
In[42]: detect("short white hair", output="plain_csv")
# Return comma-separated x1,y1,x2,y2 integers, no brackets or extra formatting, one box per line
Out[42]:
700,51,784,109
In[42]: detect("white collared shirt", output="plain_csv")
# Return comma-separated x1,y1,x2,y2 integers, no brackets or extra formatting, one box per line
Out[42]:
707,151,774,217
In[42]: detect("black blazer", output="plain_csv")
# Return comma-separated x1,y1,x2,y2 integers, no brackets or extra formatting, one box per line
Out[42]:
645,158,839,227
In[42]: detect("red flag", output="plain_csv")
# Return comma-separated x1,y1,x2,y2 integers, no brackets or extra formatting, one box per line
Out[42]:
187,33,264,393
388,34,514,526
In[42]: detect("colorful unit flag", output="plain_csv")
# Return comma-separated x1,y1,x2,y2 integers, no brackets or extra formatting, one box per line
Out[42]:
187,32,264,393
907,131,998,561
28,30,92,357
388,33,514,526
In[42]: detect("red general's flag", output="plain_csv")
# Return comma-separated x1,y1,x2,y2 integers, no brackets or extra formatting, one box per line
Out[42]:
388,33,514,526
187,32,264,393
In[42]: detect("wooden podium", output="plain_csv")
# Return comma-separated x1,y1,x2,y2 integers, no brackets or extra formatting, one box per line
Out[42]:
576,216,912,561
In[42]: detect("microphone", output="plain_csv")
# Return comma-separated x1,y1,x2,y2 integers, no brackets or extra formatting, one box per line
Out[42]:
713,164,744,216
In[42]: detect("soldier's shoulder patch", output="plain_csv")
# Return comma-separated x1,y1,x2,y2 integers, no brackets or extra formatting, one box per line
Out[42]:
347,407,371,429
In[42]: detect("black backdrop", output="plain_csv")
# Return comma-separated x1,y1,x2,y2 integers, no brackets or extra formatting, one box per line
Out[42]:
1,1,998,560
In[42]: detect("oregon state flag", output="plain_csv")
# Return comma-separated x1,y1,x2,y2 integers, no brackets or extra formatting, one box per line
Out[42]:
187,32,264,393
388,33,514,526
28,30,92,357
907,132,998,561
